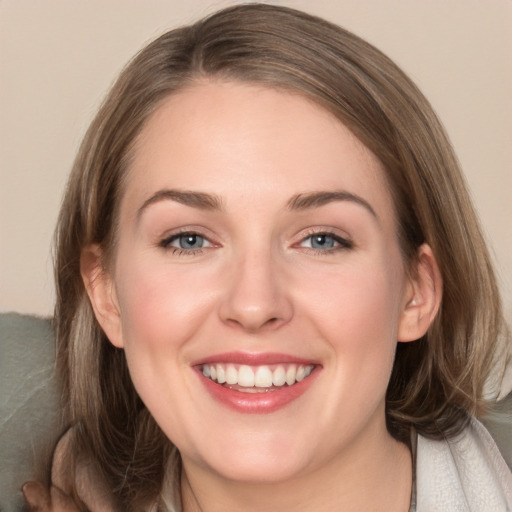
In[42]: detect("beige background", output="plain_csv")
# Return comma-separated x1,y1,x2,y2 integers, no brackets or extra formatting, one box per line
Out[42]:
1,0,511,323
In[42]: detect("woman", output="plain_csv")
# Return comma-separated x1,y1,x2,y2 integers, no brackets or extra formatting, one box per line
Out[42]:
23,4,511,511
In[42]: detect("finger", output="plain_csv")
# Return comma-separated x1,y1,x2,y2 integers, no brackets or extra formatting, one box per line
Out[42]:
50,485,81,511
22,481,51,510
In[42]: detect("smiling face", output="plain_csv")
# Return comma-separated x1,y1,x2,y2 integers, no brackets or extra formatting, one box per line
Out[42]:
84,81,437,486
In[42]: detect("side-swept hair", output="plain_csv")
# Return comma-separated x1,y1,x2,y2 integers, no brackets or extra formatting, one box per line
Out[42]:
54,4,509,509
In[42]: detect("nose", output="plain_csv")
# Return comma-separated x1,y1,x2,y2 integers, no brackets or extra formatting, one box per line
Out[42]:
219,249,293,332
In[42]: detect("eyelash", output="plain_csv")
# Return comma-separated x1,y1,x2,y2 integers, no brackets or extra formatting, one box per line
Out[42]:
158,229,353,256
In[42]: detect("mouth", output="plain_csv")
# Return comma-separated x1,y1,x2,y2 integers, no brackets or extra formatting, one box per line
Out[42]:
194,354,319,413
201,363,314,393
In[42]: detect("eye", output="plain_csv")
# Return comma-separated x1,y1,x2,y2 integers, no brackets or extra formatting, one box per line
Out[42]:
299,232,352,252
160,232,213,252
304,234,336,249
174,233,207,249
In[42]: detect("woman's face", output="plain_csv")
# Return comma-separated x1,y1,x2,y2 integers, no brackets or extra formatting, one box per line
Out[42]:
98,81,419,483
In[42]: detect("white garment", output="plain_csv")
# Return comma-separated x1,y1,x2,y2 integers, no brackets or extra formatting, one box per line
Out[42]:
415,418,512,511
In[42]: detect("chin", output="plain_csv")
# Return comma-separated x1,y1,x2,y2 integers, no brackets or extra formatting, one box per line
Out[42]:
211,456,309,485
196,433,315,484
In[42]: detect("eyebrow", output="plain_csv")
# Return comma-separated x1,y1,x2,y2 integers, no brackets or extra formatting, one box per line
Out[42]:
137,188,377,220
287,191,377,218
137,189,223,220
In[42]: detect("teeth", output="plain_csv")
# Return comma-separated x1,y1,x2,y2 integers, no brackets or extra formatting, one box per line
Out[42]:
216,364,226,384
286,366,296,386
202,363,314,388
272,365,286,386
238,365,255,387
255,366,273,387
226,364,237,385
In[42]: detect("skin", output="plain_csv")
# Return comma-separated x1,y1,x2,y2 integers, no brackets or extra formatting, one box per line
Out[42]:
36,81,441,511
23,482,79,512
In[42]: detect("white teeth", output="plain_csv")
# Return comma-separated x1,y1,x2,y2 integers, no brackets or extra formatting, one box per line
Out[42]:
286,366,296,386
272,365,286,386
255,366,273,387
202,363,314,388
226,364,238,385
216,364,226,384
238,365,255,387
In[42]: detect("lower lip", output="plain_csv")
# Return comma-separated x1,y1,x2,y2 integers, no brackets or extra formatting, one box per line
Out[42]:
197,369,318,414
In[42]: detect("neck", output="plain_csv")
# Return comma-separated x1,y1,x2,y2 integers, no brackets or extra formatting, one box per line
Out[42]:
180,426,412,512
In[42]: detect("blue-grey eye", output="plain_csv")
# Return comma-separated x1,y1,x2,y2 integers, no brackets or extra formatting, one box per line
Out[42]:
160,232,211,251
176,233,205,249
299,232,352,251
309,234,335,249
300,234,336,249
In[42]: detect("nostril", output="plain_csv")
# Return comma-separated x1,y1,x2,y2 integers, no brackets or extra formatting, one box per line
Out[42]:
225,315,281,332
253,316,282,331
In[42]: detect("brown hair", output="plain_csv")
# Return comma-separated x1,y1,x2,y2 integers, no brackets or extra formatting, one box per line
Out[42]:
54,3,509,509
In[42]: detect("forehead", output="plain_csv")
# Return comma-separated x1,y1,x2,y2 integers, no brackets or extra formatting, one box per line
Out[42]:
122,81,393,220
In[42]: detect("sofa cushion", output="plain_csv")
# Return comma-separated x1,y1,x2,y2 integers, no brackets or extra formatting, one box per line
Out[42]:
0,313,61,512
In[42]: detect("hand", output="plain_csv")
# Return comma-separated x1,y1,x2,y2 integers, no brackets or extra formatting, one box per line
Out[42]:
22,481,81,511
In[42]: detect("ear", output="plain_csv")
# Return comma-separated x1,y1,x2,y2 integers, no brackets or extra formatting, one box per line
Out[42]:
398,244,442,342
81,244,124,348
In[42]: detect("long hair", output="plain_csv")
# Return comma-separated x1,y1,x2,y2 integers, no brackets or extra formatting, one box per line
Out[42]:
54,4,509,509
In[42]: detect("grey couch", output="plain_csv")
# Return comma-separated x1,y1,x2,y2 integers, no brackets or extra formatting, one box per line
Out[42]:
1,312,511,511
0,313,60,512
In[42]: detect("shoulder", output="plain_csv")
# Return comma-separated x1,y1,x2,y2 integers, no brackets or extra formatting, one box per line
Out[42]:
415,418,512,511
52,428,117,511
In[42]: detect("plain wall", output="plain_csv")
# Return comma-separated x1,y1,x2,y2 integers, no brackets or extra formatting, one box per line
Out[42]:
1,0,511,324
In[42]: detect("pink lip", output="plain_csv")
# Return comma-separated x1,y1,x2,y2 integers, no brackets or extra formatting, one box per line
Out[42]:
193,352,320,414
192,351,319,366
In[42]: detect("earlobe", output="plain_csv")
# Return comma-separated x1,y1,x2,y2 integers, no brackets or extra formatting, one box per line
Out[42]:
81,245,124,348
398,244,442,343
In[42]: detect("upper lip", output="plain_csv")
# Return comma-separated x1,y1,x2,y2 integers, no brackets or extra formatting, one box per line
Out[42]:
191,351,320,367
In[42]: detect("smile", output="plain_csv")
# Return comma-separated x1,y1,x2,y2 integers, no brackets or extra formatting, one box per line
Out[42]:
195,354,320,413
201,363,315,392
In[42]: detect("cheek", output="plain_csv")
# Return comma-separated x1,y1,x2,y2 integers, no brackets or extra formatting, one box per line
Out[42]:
111,256,218,434
113,254,218,358
305,260,403,338
300,257,405,380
